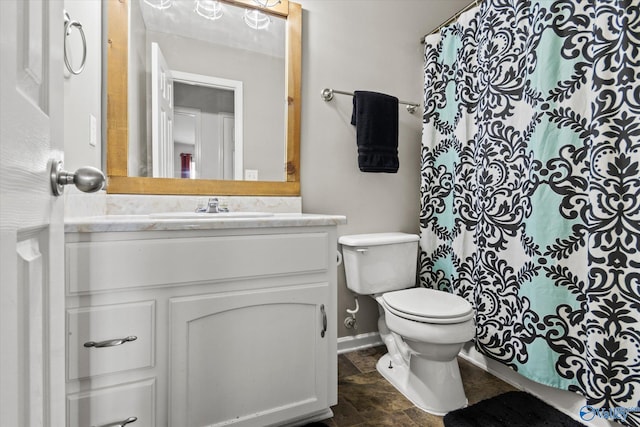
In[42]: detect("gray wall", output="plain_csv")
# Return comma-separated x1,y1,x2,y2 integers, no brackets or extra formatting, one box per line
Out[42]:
296,0,469,338
63,0,102,173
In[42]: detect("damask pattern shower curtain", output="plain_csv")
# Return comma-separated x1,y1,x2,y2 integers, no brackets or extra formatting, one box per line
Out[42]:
420,0,640,424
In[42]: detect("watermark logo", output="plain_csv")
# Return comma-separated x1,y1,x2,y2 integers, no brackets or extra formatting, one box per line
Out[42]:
579,405,640,422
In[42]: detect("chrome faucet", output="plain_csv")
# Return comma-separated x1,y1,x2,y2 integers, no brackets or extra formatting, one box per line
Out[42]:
205,197,219,213
195,197,229,213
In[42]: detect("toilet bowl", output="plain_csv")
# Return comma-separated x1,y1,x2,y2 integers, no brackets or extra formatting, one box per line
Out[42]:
339,233,475,415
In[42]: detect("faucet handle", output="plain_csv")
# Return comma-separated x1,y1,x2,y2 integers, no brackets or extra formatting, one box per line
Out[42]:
195,198,207,213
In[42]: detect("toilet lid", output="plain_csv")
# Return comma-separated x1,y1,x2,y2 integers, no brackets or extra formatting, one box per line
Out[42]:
381,288,473,323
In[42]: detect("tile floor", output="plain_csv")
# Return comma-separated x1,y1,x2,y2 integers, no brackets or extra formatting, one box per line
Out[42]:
322,346,517,427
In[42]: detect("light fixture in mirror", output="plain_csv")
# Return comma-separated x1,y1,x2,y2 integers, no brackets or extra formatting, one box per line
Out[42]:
243,9,270,30
195,0,223,20
106,0,301,196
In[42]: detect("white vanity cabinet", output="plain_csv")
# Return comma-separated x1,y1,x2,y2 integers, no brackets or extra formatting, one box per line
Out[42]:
64,218,342,427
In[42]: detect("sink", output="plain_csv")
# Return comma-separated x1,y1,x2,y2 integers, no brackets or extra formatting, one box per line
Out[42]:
149,212,275,219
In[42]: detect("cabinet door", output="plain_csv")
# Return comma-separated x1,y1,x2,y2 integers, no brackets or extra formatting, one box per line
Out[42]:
169,282,329,427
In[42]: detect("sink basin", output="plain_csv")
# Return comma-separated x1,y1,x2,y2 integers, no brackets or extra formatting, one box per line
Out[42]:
149,211,275,219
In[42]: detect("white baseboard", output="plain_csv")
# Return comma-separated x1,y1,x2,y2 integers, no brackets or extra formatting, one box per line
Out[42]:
337,332,382,354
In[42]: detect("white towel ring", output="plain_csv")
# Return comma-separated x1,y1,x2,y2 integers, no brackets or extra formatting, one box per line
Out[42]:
64,10,87,75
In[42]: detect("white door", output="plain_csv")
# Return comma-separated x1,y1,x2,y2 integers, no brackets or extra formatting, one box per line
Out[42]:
151,42,174,178
220,113,235,180
0,0,66,426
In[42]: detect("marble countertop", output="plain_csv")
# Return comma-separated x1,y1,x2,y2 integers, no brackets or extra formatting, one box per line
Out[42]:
65,213,347,233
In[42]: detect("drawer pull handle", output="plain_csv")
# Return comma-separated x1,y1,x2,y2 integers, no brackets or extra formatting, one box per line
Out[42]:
94,416,138,427
320,304,327,338
84,335,137,348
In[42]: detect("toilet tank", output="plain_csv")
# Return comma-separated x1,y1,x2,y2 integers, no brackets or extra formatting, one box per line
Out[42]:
339,233,420,295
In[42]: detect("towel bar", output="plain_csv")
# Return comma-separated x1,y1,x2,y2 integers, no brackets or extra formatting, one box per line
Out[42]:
321,88,419,114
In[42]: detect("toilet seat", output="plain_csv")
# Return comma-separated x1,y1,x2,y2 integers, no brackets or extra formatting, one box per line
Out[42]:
381,288,473,324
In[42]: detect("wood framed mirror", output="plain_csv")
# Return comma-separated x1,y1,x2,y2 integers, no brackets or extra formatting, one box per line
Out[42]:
106,0,301,195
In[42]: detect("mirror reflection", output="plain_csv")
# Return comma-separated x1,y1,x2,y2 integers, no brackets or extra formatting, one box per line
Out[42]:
129,0,287,181
173,78,240,180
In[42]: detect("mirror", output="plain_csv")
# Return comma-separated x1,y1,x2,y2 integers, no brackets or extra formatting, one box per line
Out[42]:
106,0,301,196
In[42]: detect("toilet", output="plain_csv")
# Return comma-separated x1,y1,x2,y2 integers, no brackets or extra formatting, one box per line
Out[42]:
339,232,475,415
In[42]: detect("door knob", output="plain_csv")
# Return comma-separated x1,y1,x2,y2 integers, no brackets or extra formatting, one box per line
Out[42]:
50,160,105,196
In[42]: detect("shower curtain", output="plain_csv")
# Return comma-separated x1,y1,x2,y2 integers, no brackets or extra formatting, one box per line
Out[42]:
420,0,640,424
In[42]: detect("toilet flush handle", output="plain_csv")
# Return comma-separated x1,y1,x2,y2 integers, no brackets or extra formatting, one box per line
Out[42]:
356,248,368,254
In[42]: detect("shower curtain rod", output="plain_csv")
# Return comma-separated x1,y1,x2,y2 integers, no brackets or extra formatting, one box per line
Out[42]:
321,88,419,114
420,0,482,43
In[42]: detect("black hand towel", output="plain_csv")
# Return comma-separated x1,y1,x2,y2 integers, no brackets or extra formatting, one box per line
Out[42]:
351,90,399,173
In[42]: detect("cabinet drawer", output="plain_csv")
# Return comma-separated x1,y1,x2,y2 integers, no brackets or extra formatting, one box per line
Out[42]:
67,378,155,427
67,301,155,380
66,232,329,294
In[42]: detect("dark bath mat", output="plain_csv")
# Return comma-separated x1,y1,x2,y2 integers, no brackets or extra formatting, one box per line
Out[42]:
444,391,585,427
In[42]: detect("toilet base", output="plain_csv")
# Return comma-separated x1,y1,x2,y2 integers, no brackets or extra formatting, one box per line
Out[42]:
376,353,468,416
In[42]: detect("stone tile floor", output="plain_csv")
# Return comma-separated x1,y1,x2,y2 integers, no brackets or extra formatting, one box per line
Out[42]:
322,346,517,427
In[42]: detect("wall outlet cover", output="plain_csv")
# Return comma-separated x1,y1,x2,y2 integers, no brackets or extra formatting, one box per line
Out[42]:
244,169,258,181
